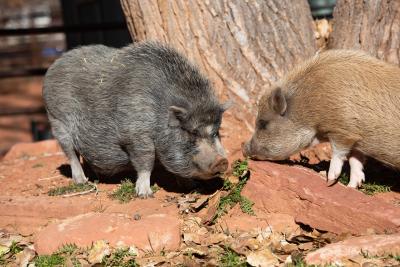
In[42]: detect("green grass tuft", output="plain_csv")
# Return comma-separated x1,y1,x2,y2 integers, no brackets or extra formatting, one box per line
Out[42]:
57,243,78,255
232,158,249,177
109,179,160,203
102,248,138,267
219,246,247,267
48,182,94,196
213,159,254,223
109,179,136,203
338,173,349,185
360,183,391,195
339,172,392,195
34,254,65,267
9,241,23,255
34,243,81,267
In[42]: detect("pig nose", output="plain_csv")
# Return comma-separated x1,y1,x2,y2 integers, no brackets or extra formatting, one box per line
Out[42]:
210,155,228,175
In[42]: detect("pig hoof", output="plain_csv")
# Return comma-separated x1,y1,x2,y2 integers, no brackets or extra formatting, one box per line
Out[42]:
347,177,364,188
137,192,154,199
349,171,365,189
73,176,88,184
135,185,153,199
326,179,338,187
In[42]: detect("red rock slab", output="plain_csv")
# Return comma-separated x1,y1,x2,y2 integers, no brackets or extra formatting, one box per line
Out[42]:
34,212,181,255
243,161,400,235
3,140,62,161
305,233,400,265
221,205,300,235
0,196,98,235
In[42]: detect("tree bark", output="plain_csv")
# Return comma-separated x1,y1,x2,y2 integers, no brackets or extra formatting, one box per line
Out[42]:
329,0,400,65
121,0,317,133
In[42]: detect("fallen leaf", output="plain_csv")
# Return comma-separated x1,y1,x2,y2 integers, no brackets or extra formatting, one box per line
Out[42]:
88,240,111,264
207,233,227,245
191,195,210,211
281,243,298,254
298,242,314,251
226,175,239,185
135,255,166,266
15,247,36,267
0,245,10,256
246,248,280,267
182,246,208,257
199,191,222,225
183,233,202,245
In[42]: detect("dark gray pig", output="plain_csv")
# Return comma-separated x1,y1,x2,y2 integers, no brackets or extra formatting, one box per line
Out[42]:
43,42,229,198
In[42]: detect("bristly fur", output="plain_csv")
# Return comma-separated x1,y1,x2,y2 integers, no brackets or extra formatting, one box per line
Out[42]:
250,49,400,168
43,41,226,190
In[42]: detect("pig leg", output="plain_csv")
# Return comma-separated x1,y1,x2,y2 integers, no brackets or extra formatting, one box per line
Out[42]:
348,151,365,188
126,142,155,198
327,139,350,186
49,118,88,184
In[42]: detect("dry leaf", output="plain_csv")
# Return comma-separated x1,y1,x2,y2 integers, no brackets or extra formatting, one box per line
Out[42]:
183,233,202,245
246,248,280,267
15,247,36,267
191,195,210,211
0,245,9,256
298,242,314,251
182,246,208,257
199,191,222,225
88,240,111,264
207,233,227,245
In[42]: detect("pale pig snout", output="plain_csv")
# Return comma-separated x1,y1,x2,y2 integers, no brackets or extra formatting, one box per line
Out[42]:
210,154,229,174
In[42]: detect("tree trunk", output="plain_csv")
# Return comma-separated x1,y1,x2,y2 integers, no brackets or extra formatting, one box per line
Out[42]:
329,0,400,65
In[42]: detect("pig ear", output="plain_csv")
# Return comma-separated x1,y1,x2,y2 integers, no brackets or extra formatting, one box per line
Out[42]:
168,106,188,127
269,87,287,116
221,99,234,112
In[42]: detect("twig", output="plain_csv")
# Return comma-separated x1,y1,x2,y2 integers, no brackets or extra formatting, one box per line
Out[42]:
62,183,98,198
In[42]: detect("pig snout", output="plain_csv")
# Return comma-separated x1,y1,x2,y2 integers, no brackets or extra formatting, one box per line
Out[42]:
242,138,269,160
242,141,251,157
210,155,229,175
192,139,228,179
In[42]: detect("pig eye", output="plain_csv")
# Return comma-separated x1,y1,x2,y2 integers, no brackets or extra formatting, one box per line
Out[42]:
258,120,269,130
211,132,219,138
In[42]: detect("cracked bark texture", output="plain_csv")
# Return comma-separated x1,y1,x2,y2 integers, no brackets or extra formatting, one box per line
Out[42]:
329,0,400,65
120,0,317,130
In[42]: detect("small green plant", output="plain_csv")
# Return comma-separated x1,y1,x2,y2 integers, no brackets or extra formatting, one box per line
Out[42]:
338,173,391,195
34,254,65,267
232,158,249,177
109,179,160,203
151,184,160,193
48,182,95,196
219,246,247,267
213,159,254,223
110,179,136,203
391,254,400,262
102,248,138,267
360,183,391,195
9,241,23,255
57,243,78,255
34,244,82,267
338,173,349,185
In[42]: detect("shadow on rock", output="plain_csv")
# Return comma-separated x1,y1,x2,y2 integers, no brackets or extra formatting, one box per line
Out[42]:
57,161,223,195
